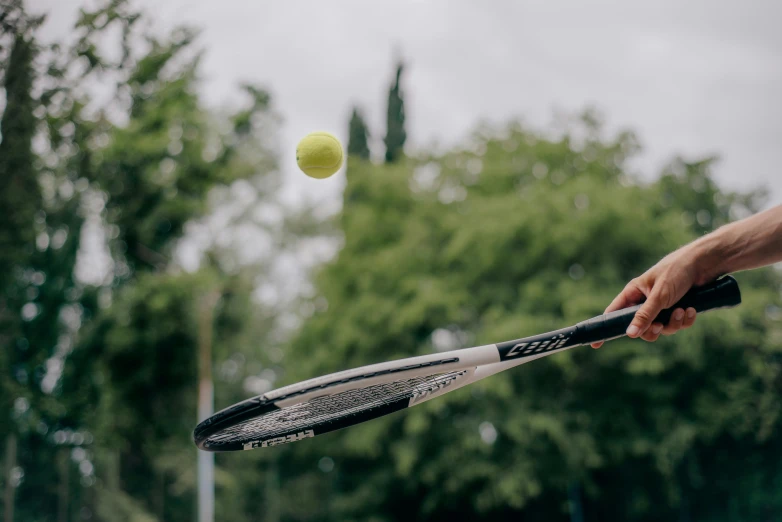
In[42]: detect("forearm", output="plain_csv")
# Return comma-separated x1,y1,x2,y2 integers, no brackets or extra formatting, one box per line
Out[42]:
691,204,782,282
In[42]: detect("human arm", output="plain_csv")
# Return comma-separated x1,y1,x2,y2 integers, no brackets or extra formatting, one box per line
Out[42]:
591,204,782,347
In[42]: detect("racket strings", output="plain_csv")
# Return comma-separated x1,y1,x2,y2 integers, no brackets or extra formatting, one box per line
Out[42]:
205,370,466,446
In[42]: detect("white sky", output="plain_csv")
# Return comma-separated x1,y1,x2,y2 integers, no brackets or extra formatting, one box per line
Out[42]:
32,0,782,207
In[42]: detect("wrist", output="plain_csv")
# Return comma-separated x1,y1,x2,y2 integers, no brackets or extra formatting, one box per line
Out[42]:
688,227,735,284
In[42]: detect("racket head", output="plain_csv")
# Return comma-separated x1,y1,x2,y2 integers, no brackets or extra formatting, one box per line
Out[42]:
194,347,495,452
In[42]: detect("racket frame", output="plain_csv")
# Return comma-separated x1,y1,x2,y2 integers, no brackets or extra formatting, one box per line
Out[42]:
194,276,741,451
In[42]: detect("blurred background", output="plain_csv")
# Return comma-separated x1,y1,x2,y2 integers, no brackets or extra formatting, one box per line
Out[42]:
1,0,781,520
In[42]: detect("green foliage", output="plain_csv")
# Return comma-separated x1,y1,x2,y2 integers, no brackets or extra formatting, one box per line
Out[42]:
1,1,285,520
384,62,407,164
280,117,782,521
69,272,212,519
0,32,37,458
0,10,91,519
347,106,371,160
0,33,38,290
95,33,242,273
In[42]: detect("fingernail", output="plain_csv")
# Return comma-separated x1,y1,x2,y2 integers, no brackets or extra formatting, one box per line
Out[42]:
651,323,663,335
626,325,640,337
673,309,684,321
686,308,696,318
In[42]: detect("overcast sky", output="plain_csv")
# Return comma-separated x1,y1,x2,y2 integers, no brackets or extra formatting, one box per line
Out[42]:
32,0,782,208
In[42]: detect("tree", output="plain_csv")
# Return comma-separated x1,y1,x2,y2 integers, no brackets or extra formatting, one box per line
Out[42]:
347,106,370,160
383,61,406,163
61,38,283,522
0,33,38,287
0,1,289,519
0,10,59,521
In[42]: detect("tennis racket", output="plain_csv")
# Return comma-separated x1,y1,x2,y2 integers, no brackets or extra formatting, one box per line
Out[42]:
194,276,741,452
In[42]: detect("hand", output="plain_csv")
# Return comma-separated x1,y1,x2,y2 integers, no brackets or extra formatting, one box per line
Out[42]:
591,246,704,348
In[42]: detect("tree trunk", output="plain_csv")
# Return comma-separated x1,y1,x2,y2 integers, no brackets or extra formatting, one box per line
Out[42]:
197,291,220,522
156,471,165,520
265,457,280,522
106,450,120,492
568,481,584,522
57,448,69,522
4,433,17,522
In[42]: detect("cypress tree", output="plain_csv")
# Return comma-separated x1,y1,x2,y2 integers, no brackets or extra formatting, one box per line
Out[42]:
0,29,38,522
0,33,39,286
347,106,370,160
383,61,406,163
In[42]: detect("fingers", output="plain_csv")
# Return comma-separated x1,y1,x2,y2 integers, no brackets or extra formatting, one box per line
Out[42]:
591,281,647,349
683,307,697,329
604,280,647,314
640,322,664,342
660,306,698,335
653,306,697,340
661,308,685,335
626,285,673,339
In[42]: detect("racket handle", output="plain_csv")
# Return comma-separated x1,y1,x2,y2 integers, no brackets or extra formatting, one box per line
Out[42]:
576,276,741,345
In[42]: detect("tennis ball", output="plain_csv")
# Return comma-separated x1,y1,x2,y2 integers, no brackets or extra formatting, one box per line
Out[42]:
296,131,344,179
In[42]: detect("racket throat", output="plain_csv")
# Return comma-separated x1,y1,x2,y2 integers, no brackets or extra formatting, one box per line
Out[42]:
407,368,474,406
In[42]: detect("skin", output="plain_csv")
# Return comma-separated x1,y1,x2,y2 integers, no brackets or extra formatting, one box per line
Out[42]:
592,204,782,348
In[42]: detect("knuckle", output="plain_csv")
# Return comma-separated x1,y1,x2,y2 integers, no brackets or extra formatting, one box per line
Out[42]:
655,285,674,307
626,278,644,293
634,309,654,323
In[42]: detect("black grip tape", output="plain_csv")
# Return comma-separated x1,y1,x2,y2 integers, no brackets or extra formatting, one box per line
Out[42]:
576,276,741,345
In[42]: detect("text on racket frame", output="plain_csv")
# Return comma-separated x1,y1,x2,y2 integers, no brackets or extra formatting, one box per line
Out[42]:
244,429,315,450
504,333,570,358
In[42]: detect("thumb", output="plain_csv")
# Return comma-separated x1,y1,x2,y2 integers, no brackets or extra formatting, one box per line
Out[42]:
626,287,670,338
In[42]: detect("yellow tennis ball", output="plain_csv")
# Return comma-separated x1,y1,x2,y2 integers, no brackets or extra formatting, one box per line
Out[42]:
296,131,344,179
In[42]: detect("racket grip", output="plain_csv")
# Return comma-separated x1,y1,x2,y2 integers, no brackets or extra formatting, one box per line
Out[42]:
576,276,741,345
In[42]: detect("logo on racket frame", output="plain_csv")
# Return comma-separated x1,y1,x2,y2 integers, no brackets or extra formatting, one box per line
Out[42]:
244,429,315,450
503,332,571,359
